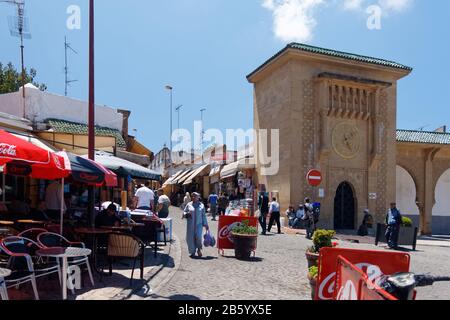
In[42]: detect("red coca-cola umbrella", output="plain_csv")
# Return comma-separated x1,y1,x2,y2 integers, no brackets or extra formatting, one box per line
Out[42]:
0,130,68,180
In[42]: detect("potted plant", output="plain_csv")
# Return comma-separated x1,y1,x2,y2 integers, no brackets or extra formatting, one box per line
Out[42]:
308,266,318,300
230,220,258,260
402,216,413,227
306,229,336,268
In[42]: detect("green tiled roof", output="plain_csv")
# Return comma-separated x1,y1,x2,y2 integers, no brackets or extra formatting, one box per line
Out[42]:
247,43,412,80
46,118,126,148
397,130,450,145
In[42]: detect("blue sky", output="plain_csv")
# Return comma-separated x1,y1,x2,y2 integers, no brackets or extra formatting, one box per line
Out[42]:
0,0,448,153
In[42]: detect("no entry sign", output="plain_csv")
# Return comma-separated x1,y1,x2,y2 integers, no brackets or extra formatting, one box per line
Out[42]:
306,169,322,187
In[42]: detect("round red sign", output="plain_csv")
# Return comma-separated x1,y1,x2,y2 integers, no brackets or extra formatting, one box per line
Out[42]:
306,169,323,187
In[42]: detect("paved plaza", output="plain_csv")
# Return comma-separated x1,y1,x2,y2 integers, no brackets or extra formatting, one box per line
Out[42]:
7,206,449,300
141,207,450,301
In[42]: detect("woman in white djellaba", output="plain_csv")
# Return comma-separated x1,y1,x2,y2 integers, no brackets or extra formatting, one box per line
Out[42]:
182,192,209,258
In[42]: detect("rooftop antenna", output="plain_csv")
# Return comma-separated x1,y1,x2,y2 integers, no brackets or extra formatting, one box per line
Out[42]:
417,125,431,131
64,36,78,96
4,0,31,118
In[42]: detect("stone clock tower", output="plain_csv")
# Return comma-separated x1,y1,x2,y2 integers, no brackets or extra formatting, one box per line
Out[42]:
247,43,412,229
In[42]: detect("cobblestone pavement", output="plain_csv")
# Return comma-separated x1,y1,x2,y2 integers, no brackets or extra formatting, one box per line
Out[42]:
144,206,450,301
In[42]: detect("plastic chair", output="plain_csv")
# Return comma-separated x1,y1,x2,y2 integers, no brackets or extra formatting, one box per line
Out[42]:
0,236,62,300
18,228,48,243
107,233,145,286
37,232,94,288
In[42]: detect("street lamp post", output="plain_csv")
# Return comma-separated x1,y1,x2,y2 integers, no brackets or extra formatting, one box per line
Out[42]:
200,108,206,162
175,105,183,131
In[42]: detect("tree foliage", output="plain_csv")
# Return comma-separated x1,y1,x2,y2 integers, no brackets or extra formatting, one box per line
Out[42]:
0,62,47,94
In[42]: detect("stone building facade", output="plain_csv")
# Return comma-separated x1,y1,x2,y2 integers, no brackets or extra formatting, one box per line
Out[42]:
247,43,414,232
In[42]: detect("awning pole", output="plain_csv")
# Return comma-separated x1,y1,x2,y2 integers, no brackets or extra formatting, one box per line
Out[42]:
2,172,5,203
60,178,64,235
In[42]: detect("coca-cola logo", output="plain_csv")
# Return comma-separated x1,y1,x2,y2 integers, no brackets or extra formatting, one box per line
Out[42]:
318,263,384,300
0,143,17,157
218,222,242,243
336,280,358,300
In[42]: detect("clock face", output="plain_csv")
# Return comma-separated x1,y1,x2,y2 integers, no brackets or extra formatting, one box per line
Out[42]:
332,123,361,159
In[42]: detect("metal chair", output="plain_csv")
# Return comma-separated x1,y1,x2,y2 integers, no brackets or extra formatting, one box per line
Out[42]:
37,232,94,288
107,232,145,286
0,236,62,300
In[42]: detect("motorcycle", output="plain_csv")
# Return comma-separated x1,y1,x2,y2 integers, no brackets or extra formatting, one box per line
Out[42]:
379,272,450,300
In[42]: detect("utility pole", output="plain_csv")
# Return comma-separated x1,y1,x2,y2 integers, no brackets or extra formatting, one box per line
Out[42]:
88,0,95,227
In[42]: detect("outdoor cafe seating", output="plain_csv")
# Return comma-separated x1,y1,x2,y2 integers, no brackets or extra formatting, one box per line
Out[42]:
0,236,62,300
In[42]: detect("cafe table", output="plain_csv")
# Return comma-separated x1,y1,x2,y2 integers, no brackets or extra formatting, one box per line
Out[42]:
37,247,92,300
74,227,112,276
0,267,11,300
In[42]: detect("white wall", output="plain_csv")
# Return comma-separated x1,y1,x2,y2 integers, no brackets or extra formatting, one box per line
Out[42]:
433,169,450,217
0,85,123,131
396,165,419,215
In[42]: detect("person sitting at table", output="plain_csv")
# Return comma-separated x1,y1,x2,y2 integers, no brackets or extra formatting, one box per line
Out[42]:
30,200,51,221
95,203,121,228
7,196,30,218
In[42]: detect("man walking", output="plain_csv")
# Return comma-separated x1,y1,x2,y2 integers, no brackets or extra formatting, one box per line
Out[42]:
258,190,269,235
217,193,229,216
267,197,281,234
304,198,315,239
156,189,171,219
385,202,402,249
208,191,219,221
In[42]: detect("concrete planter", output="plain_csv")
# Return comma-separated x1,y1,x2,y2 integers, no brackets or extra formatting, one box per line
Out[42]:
231,232,258,260
375,223,418,250
308,273,317,300
306,251,319,268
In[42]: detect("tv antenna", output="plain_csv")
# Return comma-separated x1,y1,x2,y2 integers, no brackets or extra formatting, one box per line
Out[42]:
3,0,31,118
64,36,78,96
417,125,430,131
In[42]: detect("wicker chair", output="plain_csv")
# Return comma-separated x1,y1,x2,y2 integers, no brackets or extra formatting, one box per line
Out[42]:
107,233,145,285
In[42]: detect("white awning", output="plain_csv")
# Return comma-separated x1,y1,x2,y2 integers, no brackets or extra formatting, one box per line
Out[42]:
220,158,255,179
209,165,222,177
11,133,56,153
163,170,185,187
183,164,210,185
174,169,194,184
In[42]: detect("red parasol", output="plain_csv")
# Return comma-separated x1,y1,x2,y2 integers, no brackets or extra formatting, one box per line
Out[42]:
0,130,68,180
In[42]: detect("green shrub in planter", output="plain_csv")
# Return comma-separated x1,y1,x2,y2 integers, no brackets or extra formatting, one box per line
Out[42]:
308,266,318,279
402,217,413,227
232,220,258,235
311,229,336,253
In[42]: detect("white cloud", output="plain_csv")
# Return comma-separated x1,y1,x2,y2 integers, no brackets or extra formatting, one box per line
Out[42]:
379,0,412,12
262,0,413,42
262,0,325,43
343,0,364,11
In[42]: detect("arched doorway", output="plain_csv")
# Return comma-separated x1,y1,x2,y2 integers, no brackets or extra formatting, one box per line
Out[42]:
433,169,450,235
334,182,356,230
